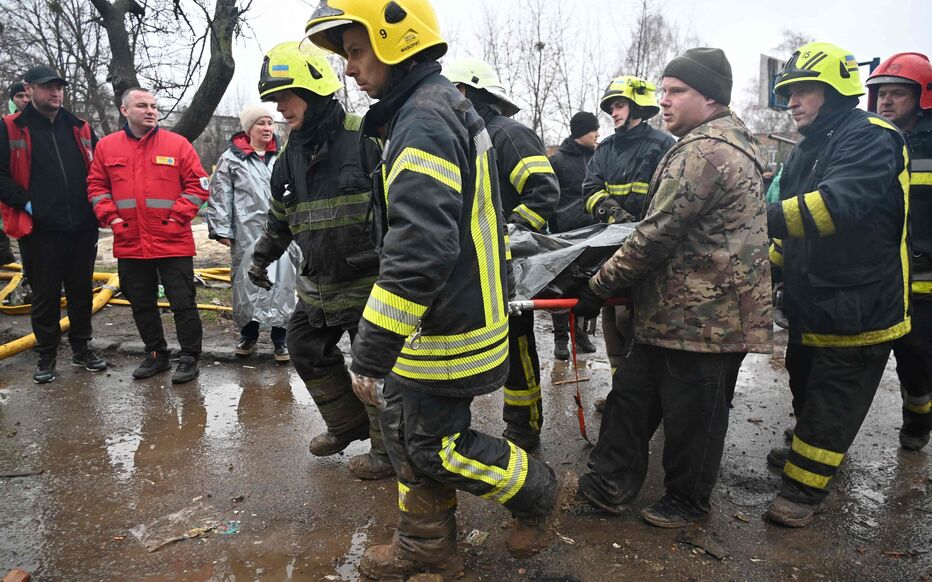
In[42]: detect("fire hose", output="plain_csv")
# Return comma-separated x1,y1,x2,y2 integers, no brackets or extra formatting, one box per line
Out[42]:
0,265,233,360
508,297,630,445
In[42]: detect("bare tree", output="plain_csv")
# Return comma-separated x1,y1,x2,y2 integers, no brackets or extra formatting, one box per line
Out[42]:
0,0,116,132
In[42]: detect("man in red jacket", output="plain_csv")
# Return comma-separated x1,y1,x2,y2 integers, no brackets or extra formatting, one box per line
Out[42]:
87,87,209,384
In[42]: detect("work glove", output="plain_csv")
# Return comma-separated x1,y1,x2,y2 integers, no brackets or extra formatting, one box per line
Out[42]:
350,370,384,408
247,263,273,290
596,198,635,224
573,282,605,319
24,201,32,216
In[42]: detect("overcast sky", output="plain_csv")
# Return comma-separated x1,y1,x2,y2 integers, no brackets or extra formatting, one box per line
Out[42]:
227,0,930,124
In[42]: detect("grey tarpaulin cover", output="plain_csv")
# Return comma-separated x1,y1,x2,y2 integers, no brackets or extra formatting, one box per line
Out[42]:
509,223,636,300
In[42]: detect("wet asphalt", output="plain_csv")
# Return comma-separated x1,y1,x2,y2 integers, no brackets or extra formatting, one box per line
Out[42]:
0,322,929,581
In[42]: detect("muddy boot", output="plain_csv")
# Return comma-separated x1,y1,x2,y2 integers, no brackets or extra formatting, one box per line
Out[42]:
309,422,369,457
765,494,821,528
506,470,573,559
594,397,607,414
349,403,395,480
766,447,789,469
503,428,540,452
899,428,930,451
900,406,931,451
305,366,369,456
640,497,707,529
359,485,462,579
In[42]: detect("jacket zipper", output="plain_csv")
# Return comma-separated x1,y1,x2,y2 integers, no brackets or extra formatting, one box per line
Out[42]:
49,121,73,227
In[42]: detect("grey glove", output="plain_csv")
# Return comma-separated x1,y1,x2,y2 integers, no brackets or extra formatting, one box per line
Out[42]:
247,263,273,290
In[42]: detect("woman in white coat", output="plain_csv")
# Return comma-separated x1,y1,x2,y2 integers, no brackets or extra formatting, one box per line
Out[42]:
207,105,300,361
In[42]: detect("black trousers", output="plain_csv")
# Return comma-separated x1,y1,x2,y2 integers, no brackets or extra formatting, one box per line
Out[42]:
0,228,14,265
781,342,891,505
118,257,202,358
379,376,558,519
551,311,589,342
20,229,98,355
892,300,932,436
580,344,745,518
240,321,287,346
502,311,543,435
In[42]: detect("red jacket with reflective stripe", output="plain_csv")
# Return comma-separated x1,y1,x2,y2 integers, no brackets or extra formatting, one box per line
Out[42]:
1,113,93,238
87,126,209,259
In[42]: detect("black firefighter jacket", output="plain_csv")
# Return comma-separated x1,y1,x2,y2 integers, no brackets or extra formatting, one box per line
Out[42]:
252,101,381,329
479,105,559,232
583,122,675,221
350,62,511,397
548,137,595,233
768,107,911,347
906,114,931,297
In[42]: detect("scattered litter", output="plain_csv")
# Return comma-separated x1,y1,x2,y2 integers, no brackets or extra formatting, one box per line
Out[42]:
883,550,919,559
231,495,246,504
734,512,750,523
324,577,339,581
553,378,590,386
242,365,256,369
612,542,621,549
675,529,729,561
129,503,222,552
213,361,221,366
557,533,576,545
0,469,43,478
217,520,240,535
464,529,489,546
750,558,764,563
747,417,764,425
112,536,125,541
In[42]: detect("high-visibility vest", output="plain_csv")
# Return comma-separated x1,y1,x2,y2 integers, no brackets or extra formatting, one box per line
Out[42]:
1,113,93,237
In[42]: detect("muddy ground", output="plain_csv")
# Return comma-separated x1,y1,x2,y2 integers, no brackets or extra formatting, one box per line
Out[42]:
0,232,930,581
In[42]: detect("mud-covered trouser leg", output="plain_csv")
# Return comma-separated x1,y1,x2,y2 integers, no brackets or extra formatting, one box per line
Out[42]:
502,311,543,436
893,300,932,436
601,305,632,372
581,344,744,517
786,343,813,418
379,376,558,562
780,343,891,506
365,402,388,458
287,307,366,435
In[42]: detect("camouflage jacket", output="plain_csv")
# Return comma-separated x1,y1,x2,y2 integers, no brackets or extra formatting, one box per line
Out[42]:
590,111,773,354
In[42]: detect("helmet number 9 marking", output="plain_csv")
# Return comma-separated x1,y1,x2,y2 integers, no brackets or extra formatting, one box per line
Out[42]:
379,29,388,39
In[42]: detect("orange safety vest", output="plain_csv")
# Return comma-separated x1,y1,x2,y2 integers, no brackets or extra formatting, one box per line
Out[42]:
1,113,93,238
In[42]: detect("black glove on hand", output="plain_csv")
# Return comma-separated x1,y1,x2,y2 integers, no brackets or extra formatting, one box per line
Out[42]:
573,283,605,319
596,198,635,224
248,263,273,290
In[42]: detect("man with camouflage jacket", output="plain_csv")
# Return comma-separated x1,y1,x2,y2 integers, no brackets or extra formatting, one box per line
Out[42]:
573,48,773,527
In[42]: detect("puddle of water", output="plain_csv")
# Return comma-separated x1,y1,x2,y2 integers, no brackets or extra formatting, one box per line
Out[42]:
105,432,143,481
203,382,244,442
334,517,373,582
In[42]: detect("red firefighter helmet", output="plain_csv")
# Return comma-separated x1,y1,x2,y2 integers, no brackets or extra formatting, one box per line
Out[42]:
865,52,932,112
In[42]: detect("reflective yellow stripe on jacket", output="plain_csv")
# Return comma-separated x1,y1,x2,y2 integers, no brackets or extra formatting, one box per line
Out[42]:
781,191,836,237
363,284,427,337
390,129,509,381
509,155,554,194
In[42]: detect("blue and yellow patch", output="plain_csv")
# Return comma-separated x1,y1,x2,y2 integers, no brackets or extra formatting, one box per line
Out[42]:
845,54,858,71
155,156,176,166
270,64,290,78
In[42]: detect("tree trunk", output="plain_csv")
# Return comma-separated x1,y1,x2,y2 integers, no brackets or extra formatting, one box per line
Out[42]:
170,0,239,141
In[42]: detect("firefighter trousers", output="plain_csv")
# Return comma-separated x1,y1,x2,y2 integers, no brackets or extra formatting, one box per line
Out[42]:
892,299,932,437
286,305,381,448
780,342,891,506
579,344,745,518
379,376,558,553
502,311,542,437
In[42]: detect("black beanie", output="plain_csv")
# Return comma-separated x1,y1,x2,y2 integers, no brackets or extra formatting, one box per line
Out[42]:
570,111,599,139
8,82,25,99
662,47,733,106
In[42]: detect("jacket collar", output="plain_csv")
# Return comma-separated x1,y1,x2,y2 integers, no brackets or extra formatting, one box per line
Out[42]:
230,132,279,159
123,123,159,141
15,102,84,130
559,136,593,156
362,61,442,138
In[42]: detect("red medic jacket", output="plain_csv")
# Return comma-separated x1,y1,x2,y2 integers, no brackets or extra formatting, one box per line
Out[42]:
1,111,94,238
87,126,209,259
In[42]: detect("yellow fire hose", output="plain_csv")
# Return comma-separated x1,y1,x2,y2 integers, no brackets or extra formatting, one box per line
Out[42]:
0,265,233,360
